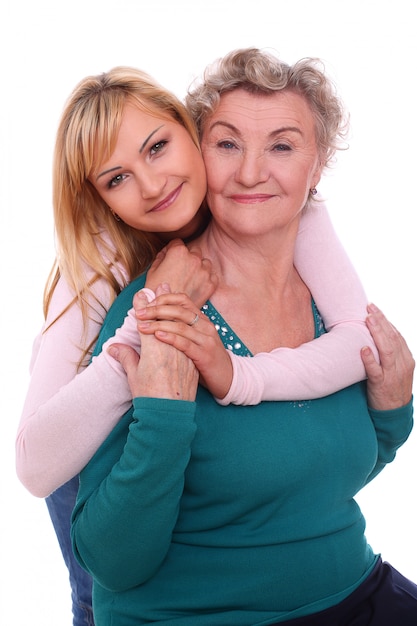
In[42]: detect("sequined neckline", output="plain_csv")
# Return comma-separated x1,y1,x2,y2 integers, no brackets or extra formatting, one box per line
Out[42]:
201,299,325,358
201,302,252,357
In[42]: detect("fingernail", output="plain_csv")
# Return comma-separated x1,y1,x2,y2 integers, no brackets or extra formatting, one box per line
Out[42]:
107,346,119,359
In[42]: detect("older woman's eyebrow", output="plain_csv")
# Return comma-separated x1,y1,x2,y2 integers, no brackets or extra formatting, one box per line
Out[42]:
269,126,303,137
207,121,303,138
208,121,240,134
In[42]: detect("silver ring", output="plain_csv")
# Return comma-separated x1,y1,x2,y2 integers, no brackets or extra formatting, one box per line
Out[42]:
189,313,199,326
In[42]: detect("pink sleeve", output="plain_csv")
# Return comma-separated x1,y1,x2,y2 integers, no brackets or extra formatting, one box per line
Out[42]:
218,201,379,406
15,267,153,497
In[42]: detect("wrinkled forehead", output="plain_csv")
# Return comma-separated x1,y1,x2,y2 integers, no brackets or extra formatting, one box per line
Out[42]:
203,88,315,135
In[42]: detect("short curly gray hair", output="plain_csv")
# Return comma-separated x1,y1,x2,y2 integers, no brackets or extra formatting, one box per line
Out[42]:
186,47,349,169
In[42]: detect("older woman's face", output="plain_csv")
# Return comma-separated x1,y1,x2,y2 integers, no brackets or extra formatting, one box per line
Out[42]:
200,89,322,237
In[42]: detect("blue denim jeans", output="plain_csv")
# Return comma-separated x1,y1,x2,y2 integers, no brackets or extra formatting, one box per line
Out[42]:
45,476,94,625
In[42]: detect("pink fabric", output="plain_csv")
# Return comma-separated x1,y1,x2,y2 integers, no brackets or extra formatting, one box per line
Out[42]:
16,202,376,497
219,201,378,405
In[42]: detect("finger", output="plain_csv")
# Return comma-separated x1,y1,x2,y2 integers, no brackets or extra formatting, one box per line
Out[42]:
366,305,398,366
137,291,194,307
188,313,200,327
149,246,168,271
366,303,401,338
137,304,202,327
162,239,192,259
152,292,195,307
360,346,383,384
107,343,140,374
201,256,212,268
135,293,197,322
152,324,217,368
161,238,185,250
133,290,153,312
137,308,212,342
209,269,219,291
187,244,203,258
155,283,171,297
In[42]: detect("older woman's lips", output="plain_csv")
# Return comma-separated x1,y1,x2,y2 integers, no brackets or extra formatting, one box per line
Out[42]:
150,184,183,212
230,194,273,204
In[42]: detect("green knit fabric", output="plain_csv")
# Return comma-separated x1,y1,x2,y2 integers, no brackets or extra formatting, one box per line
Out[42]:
72,273,413,625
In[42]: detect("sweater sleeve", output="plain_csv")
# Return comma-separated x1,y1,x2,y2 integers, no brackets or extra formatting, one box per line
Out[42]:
15,269,152,498
218,201,379,405
365,397,414,484
71,397,197,591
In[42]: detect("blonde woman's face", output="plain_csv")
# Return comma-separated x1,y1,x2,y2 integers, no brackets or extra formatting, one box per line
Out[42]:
90,104,207,237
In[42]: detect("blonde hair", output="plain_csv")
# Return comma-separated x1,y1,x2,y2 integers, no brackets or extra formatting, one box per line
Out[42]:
46,66,201,366
186,47,349,170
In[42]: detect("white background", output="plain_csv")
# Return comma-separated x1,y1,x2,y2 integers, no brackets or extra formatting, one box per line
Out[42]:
1,1,416,624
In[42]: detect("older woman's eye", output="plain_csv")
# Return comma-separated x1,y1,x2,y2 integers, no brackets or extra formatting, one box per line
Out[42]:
150,140,168,156
217,140,236,150
273,143,291,152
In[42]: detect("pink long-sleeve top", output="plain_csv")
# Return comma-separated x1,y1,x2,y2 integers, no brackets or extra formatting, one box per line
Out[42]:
16,202,377,497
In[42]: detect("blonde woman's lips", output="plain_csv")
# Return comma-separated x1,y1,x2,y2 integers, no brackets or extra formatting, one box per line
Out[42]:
150,184,183,212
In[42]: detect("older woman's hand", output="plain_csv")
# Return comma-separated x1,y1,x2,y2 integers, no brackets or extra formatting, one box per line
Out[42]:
361,304,415,410
108,291,199,402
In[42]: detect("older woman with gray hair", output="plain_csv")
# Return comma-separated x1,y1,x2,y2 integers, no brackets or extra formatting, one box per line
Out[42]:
71,48,416,625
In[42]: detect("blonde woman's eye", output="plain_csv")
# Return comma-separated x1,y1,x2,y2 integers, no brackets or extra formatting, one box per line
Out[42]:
108,174,126,189
150,140,168,156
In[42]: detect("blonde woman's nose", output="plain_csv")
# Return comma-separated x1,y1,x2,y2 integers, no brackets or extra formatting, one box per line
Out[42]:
136,165,167,198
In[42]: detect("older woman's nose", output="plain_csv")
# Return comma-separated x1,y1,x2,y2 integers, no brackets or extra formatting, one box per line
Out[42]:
234,151,269,187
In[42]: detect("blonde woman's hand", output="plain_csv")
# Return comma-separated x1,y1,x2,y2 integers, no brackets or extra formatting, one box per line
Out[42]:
134,288,233,400
146,239,217,308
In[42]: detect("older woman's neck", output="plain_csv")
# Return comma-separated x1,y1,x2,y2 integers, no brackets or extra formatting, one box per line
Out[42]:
193,220,299,292
191,220,313,352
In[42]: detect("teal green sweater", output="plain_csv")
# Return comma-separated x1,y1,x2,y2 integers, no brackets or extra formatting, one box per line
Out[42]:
72,274,413,625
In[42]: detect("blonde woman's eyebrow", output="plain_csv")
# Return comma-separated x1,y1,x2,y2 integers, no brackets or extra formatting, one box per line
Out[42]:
139,125,164,153
96,165,122,181
96,124,165,180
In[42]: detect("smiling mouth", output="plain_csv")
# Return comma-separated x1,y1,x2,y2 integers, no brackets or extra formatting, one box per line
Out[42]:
150,184,183,212
230,194,274,204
